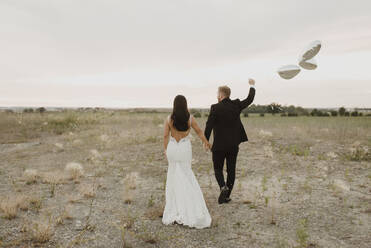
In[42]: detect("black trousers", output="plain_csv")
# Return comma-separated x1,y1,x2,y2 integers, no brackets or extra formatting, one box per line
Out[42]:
212,146,239,197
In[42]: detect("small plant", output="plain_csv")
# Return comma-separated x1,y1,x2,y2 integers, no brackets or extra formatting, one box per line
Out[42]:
79,184,97,198
65,162,84,180
145,136,157,143
193,112,202,118
264,196,269,207
48,114,79,134
344,146,370,161
0,196,18,219
261,175,268,192
29,216,54,244
296,218,309,248
147,195,155,208
23,169,38,184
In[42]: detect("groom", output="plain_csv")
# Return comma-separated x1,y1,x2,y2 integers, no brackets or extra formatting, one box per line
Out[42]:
205,79,256,204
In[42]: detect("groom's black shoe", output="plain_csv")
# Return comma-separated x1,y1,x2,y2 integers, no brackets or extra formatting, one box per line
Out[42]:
218,186,229,204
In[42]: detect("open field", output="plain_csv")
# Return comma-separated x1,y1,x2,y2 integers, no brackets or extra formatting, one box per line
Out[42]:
0,111,370,248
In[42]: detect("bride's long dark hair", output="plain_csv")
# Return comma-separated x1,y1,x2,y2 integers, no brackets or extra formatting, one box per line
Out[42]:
171,95,190,131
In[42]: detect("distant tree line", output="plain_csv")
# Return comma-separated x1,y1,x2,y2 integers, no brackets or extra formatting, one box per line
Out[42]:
22,107,46,113
241,104,369,117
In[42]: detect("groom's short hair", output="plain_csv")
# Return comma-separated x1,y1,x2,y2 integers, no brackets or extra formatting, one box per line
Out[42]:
218,86,231,98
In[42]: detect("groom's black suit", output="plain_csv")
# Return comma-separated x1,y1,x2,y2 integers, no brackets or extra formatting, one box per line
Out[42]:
205,87,255,197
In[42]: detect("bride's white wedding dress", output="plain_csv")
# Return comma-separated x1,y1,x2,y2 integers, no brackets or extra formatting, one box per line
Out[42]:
162,116,211,229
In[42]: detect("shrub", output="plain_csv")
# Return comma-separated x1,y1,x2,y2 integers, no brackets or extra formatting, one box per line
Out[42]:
243,112,249,117
338,107,346,116
23,169,38,184
0,196,18,219
48,114,79,134
280,113,287,117
288,112,298,117
345,146,371,161
310,109,319,116
330,111,338,116
193,112,202,118
351,111,358,117
30,217,54,243
344,111,350,116
36,107,46,113
23,108,34,113
65,162,84,180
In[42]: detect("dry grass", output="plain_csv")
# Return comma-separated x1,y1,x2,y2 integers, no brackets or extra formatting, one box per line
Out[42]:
0,194,30,219
29,217,54,243
0,196,19,219
41,171,67,184
145,205,164,220
124,172,138,190
65,162,84,180
79,183,97,198
23,169,38,184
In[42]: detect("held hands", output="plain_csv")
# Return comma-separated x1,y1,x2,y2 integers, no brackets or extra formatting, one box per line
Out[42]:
248,78,255,86
203,141,211,151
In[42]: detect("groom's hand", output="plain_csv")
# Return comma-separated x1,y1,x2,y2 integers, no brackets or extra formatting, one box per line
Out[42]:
248,78,255,86
203,142,211,151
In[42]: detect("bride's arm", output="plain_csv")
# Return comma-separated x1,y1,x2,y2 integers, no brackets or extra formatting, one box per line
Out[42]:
191,116,211,149
163,118,170,153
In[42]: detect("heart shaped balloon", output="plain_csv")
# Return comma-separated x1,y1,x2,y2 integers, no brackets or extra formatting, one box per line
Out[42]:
299,40,321,61
277,65,301,79
299,58,317,70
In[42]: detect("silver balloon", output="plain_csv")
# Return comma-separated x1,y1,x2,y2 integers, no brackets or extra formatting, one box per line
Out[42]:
277,65,301,79
299,58,317,70
300,40,321,61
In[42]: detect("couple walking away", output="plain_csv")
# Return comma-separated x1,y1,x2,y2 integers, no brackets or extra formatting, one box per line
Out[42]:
162,79,256,229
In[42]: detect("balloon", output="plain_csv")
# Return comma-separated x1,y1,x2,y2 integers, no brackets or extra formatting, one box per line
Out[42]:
299,58,317,70
277,65,301,79
300,40,321,61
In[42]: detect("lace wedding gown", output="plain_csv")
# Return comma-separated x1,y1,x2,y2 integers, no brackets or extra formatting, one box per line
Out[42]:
162,117,211,229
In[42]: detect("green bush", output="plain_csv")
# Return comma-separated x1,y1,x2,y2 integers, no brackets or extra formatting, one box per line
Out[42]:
351,111,358,117
288,112,298,117
23,108,34,113
243,112,249,117
344,112,350,116
48,114,79,135
280,113,287,117
338,107,346,116
193,112,202,118
330,111,338,117
36,107,46,113
260,113,265,117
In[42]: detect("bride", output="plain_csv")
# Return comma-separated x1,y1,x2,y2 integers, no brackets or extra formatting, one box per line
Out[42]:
162,95,212,229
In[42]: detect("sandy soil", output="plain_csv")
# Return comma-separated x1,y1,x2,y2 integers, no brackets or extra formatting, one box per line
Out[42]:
0,111,370,248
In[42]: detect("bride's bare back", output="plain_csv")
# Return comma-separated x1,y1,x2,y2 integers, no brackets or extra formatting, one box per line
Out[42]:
163,115,210,150
167,115,192,142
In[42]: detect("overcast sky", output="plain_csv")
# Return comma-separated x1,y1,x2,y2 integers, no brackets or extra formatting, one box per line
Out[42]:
1,0,371,108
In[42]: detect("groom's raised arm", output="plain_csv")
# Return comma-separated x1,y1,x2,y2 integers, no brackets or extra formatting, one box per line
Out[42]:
239,86,256,111
204,105,216,141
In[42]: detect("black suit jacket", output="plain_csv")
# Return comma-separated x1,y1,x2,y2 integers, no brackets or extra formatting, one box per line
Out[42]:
204,87,255,152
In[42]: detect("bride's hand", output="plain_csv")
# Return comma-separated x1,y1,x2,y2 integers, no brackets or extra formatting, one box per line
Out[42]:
203,142,211,151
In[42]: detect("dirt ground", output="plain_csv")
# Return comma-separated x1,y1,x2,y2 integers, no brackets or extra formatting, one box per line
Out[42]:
0,111,370,248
